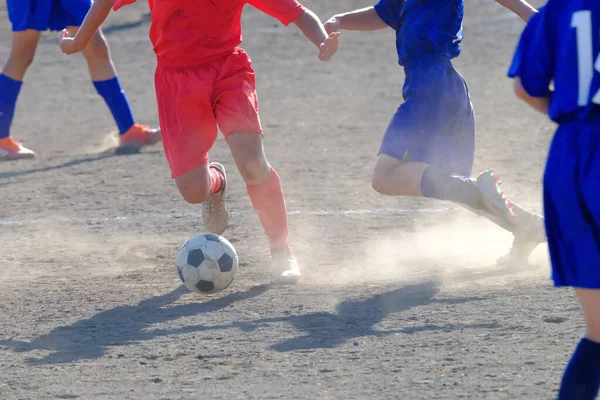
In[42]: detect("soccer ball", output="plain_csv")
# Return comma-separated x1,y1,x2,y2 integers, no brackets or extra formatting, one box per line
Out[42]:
176,233,238,295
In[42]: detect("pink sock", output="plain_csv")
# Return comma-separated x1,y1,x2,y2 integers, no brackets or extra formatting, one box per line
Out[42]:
209,165,225,195
246,169,291,253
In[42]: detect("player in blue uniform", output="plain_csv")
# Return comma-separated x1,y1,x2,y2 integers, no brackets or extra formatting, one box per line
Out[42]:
0,0,160,161
324,0,546,264
509,1,600,398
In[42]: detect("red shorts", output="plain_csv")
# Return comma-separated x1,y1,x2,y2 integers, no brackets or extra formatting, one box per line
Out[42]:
155,48,263,178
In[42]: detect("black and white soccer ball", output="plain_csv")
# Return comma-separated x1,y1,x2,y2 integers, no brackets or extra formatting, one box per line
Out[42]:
176,233,238,295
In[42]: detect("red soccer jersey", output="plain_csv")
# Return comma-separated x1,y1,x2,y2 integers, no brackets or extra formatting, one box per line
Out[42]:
113,0,305,67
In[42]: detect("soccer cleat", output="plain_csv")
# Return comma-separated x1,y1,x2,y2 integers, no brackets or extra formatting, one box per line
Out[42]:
475,170,517,231
117,124,161,154
0,136,35,161
497,212,546,266
271,251,301,285
201,162,229,235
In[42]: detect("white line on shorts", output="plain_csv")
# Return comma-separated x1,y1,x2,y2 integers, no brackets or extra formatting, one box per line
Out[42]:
0,205,541,226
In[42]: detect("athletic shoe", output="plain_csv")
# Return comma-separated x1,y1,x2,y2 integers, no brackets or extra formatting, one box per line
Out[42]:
201,162,228,235
475,170,517,230
0,136,35,161
117,124,161,154
497,212,546,265
271,251,301,284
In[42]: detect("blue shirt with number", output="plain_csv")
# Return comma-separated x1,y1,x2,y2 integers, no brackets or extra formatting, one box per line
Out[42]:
508,0,600,122
509,0,600,289
374,0,464,66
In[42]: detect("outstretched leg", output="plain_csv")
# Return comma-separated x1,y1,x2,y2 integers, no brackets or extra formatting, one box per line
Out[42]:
372,154,545,262
372,154,514,225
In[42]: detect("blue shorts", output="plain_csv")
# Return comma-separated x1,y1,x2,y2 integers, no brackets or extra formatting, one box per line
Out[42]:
379,55,476,177
544,120,600,288
7,0,91,32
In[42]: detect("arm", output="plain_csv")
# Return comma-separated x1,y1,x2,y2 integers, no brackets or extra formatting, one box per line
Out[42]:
59,0,114,54
292,9,340,61
293,9,330,49
325,7,388,33
495,0,538,22
248,0,339,61
513,77,551,115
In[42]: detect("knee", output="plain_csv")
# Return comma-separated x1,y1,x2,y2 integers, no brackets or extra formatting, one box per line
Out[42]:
237,157,271,185
371,172,389,195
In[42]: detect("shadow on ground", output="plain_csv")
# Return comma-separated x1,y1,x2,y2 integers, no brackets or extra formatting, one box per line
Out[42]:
0,151,160,180
231,280,496,352
0,284,270,365
0,280,499,365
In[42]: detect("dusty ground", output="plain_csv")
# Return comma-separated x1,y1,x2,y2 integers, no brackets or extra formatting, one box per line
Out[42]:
0,1,580,399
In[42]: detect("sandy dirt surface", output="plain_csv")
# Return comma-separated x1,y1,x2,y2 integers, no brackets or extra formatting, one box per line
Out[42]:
0,1,580,399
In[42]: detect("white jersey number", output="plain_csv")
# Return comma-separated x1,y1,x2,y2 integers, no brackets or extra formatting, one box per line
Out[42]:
572,10,600,106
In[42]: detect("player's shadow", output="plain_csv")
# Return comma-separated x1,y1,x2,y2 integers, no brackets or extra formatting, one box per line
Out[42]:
0,151,160,181
145,280,496,352
0,283,270,365
242,280,497,352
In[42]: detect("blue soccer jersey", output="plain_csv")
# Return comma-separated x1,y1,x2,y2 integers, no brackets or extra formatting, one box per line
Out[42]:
374,0,464,66
509,0,600,288
508,0,600,122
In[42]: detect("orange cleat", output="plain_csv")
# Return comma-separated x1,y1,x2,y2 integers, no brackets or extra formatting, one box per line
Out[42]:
0,136,35,161
117,124,161,154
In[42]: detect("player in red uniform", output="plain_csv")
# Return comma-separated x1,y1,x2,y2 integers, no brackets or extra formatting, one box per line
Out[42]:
59,0,339,284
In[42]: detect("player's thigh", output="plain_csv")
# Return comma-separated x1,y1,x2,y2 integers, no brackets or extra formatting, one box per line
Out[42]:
575,289,600,342
155,65,219,183
372,154,428,196
213,50,267,183
7,30,41,61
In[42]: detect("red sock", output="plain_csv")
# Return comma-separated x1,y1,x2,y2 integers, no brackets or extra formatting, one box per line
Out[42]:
247,168,291,253
209,165,225,195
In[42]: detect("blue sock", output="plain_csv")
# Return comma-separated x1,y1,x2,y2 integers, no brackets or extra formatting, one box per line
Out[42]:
0,74,23,139
420,166,484,210
93,77,135,135
558,338,600,400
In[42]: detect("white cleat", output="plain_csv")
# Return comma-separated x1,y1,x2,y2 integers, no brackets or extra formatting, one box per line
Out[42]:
271,252,301,285
497,212,546,266
201,162,228,235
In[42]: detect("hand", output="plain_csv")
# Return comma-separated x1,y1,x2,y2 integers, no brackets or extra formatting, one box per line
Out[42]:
59,29,82,55
319,32,340,61
324,15,341,34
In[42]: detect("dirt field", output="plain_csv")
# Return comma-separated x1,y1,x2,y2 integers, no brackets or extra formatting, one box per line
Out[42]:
0,1,580,399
